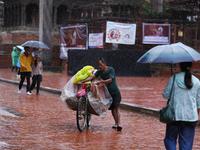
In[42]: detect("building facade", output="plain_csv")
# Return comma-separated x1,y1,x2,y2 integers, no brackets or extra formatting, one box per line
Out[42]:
1,0,200,69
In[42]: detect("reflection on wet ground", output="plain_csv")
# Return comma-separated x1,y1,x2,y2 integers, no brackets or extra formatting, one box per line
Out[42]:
1,82,200,149
0,69,170,109
1,69,200,149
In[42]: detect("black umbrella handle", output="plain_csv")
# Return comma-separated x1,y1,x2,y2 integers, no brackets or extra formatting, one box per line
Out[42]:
171,64,173,75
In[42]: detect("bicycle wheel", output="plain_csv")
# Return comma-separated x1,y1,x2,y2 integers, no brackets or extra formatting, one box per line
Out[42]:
87,113,92,127
76,96,87,132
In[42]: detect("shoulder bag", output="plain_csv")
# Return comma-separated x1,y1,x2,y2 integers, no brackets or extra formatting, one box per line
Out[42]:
159,75,176,124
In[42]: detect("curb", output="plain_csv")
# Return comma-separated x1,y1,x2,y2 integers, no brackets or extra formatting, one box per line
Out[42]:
120,102,159,117
0,105,28,117
0,77,159,118
0,78,62,95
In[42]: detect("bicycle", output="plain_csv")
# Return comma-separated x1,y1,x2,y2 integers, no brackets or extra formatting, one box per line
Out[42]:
76,83,94,132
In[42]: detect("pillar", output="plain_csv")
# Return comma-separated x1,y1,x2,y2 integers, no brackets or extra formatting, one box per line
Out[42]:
8,7,11,27
17,5,20,26
21,5,26,27
4,7,7,27
14,5,17,27
68,6,71,20
53,6,57,28
39,0,53,66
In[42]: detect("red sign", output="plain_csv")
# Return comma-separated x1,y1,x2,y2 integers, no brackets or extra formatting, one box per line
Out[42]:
143,23,171,44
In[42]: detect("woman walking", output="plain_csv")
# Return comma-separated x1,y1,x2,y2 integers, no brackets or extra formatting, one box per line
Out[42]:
30,55,43,95
162,62,200,150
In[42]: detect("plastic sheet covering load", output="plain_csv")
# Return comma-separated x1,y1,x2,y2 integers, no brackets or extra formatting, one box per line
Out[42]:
87,81,113,116
60,75,113,116
60,75,79,110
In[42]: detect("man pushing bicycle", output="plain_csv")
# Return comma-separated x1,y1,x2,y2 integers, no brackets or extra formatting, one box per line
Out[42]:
78,57,122,131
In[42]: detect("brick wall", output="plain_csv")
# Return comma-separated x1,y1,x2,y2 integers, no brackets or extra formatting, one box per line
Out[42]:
1,33,39,44
191,61,200,71
52,34,60,45
0,54,12,68
0,32,62,68
12,34,39,44
52,45,62,67
0,44,16,68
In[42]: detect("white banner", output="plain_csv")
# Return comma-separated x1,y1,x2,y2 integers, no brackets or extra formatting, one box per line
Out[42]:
106,21,136,45
89,33,103,48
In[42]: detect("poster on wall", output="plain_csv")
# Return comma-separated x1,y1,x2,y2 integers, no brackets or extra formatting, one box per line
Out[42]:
106,21,136,45
89,33,104,48
142,23,171,44
59,24,88,59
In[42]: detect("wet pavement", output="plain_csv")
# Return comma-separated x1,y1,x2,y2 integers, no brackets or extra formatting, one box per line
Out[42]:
1,68,200,149
0,68,171,110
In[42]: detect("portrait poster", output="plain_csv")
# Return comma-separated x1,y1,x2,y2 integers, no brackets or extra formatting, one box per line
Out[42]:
106,21,136,45
59,24,88,59
142,23,171,44
89,33,103,48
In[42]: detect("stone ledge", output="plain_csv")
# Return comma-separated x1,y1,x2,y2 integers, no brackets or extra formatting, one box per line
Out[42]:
120,102,159,117
0,78,62,94
0,105,27,117
40,86,62,94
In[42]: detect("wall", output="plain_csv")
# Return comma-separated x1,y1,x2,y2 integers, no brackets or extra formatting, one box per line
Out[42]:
68,49,151,77
0,44,62,68
0,32,61,69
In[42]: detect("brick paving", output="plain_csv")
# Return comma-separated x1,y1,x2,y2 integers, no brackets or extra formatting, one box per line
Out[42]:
0,68,171,109
1,68,200,149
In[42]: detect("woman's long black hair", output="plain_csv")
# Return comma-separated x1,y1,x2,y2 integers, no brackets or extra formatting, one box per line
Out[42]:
180,62,193,89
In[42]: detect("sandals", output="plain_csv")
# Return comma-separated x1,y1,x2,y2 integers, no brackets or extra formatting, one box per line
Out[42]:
112,125,118,128
117,126,122,131
112,124,122,131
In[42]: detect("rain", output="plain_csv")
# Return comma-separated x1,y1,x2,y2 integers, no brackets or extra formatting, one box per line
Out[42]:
1,0,200,149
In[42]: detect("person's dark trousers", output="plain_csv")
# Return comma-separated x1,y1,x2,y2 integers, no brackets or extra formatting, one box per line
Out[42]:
164,123,195,150
19,72,31,92
30,75,42,94
11,66,15,72
17,68,21,75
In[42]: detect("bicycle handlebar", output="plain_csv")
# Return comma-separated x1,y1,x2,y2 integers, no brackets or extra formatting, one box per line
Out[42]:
77,82,97,85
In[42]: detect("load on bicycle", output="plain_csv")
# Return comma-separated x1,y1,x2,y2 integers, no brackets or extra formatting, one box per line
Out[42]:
60,65,113,131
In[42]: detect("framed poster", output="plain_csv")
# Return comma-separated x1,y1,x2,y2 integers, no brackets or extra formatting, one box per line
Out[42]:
143,23,171,44
59,24,88,59
89,33,103,48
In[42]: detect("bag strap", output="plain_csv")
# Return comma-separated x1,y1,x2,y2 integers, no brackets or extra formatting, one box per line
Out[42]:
167,74,176,105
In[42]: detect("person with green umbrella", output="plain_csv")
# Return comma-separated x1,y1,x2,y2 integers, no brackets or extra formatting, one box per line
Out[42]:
11,47,20,72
